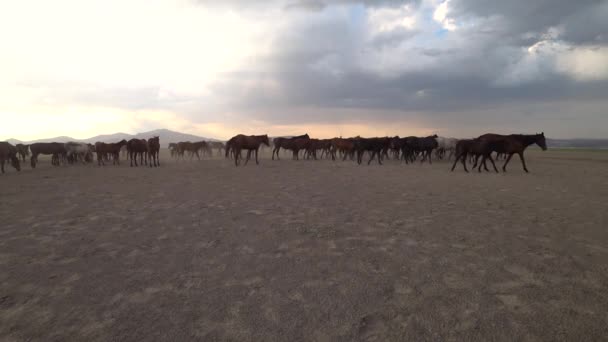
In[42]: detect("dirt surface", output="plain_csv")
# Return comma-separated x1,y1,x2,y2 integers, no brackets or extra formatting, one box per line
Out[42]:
1,149,608,341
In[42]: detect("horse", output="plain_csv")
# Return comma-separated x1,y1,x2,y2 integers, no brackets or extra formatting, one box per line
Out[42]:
175,141,207,160
227,134,269,166
64,142,93,164
0,142,21,173
450,139,498,173
95,139,127,166
126,139,148,167
168,143,178,158
435,137,458,160
415,135,438,164
272,134,310,160
209,141,226,157
353,137,390,165
477,133,547,172
330,138,355,161
15,144,29,163
30,142,67,168
147,136,160,167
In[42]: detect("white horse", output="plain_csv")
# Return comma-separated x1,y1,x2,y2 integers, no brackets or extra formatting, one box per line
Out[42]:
64,142,93,164
435,137,459,160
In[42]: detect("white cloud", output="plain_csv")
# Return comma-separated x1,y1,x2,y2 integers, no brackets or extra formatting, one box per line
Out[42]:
367,4,416,34
433,0,456,31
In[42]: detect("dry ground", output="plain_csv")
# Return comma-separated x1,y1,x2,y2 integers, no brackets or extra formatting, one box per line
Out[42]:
1,149,607,341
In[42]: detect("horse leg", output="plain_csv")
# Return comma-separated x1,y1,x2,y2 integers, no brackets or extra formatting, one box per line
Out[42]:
488,155,499,173
518,152,529,173
1,160,5,173
367,151,376,165
255,149,259,164
234,148,240,166
244,150,251,165
482,155,490,172
502,153,514,172
450,153,461,171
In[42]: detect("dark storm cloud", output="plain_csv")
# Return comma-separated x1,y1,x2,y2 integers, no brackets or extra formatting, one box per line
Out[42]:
448,0,608,45
191,0,608,131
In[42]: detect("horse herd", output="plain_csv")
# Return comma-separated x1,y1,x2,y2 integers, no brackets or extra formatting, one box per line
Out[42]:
0,132,547,174
223,132,547,172
0,137,161,172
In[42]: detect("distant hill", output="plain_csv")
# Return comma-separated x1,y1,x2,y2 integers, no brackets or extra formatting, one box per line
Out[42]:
547,138,608,149
5,129,222,148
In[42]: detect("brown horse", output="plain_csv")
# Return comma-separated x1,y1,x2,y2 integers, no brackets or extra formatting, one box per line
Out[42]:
227,134,269,166
209,141,226,156
95,139,127,166
450,139,498,173
30,142,67,168
0,142,21,173
477,133,547,172
330,138,355,161
127,139,148,167
15,144,29,162
272,134,310,160
175,141,207,160
147,136,160,167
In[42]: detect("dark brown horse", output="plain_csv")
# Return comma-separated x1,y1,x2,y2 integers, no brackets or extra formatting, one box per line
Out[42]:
15,144,29,162
352,137,391,165
450,139,498,173
30,142,67,168
147,136,160,167
0,142,21,173
127,139,148,167
226,134,269,166
477,133,547,172
95,139,127,166
272,134,310,160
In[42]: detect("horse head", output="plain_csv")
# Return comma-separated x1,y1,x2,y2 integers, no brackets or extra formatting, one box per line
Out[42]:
536,132,547,151
262,135,270,146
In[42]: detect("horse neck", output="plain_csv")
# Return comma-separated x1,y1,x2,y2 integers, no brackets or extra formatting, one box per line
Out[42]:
519,135,537,147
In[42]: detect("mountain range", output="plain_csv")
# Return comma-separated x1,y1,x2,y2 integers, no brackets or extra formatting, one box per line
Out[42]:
6,129,222,147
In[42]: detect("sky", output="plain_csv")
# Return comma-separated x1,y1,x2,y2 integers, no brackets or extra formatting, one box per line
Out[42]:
1,0,607,140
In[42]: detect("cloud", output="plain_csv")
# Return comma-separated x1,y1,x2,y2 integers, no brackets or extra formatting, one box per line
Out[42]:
1,0,607,140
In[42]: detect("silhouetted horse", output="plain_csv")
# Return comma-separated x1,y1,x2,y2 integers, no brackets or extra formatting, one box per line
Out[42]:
15,144,29,162
147,136,160,167
127,139,148,167
227,134,269,166
450,139,498,173
30,142,67,168
305,138,331,160
415,135,438,164
330,138,355,161
272,134,310,160
353,137,390,165
0,142,21,173
95,140,127,166
477,133,547,172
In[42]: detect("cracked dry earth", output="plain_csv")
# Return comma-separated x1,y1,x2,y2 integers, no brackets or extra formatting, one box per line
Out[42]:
1,149,608,341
